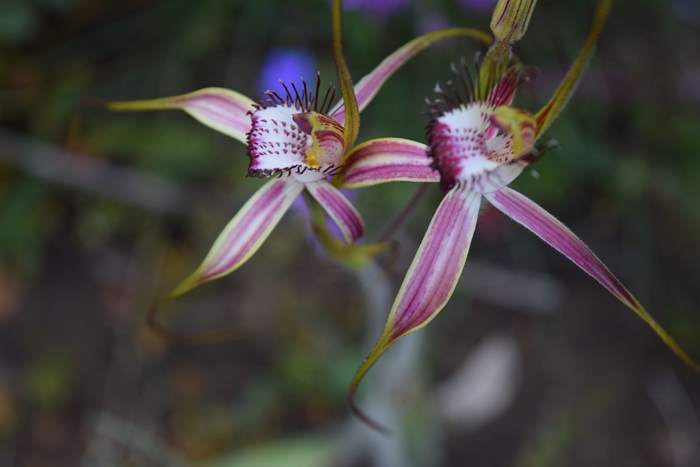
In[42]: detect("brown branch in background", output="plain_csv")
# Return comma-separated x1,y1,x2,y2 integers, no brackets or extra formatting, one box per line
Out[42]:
0,128,196,216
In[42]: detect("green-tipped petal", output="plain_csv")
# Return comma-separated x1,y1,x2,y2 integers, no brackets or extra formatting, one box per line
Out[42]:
169,179,304,299
349,188,482,430
108,87,256,144
534,0,611,139
485,187,700,371
331,0,360,151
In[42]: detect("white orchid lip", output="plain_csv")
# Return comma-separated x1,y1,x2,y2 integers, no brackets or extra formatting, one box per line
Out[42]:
246,77,345,182
425,62,532,193
428,103,526,193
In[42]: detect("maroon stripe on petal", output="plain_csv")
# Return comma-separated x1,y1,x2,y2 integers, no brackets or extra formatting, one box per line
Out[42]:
343,164,440,186
485,187,700,371
168,179,303,298
344,138,428,167
387,188,481,339
485,188,636,306
306,180,365,243
203,186,287,280
341,138,439,188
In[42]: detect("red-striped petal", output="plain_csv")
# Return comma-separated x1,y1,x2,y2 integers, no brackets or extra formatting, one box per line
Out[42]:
349,187,482,420
109,88,255,144
169,179,304,298
485,187,699,370
340,138,439,188
305,180,365,243
330,28,492,123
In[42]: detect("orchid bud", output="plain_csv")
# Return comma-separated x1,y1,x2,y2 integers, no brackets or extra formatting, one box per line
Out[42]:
490,0,537,43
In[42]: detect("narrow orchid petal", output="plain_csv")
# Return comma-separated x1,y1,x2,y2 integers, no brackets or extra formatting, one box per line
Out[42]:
108,88,256,144
169,179,304,299
305,180,365,243
339,138,439,188
308,197,388,269
485,188,700,371
349,188,482,421
331,0,360,150
330,27,493,124
534,0,610,140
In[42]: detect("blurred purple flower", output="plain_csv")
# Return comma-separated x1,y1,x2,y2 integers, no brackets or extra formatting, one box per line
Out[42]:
417,12,450,35
458,0,496,12
345,0,408,17
258,48,316,94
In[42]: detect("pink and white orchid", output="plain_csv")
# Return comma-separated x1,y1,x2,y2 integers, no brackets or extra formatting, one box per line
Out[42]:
108,1,490,303
342,0,699,430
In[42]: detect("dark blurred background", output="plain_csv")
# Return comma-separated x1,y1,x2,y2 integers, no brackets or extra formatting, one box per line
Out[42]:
1,0,699,466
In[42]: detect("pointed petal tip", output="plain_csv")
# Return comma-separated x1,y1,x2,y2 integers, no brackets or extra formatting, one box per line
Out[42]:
106,88,256,143
486,187,700,373
165,179,302,300
347,337,394,435
347,189,482,431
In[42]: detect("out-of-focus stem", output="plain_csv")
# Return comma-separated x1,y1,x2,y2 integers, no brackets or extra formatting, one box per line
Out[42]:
353,261,426,467
377,184,431,243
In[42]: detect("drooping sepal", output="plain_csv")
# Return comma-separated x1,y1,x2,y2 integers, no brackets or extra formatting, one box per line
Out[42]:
485,187,700,371
108,88,256,144
169,179,304,298
339,138,439,188
308,196,388,269
534,0,611,139
349,188,482,429
305,180,365,243
330,28,492,124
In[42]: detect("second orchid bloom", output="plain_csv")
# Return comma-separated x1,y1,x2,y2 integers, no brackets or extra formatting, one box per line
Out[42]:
339,0,699,429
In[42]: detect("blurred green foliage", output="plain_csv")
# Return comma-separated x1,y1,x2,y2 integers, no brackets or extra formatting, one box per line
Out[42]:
1,0,700,466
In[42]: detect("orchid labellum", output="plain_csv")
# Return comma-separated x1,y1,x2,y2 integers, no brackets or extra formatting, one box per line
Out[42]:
341,0,699,431
109,1,490,302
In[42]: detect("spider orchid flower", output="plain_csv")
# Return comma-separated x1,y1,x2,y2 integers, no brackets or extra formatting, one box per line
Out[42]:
342,0,699,431
108,1,491,301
